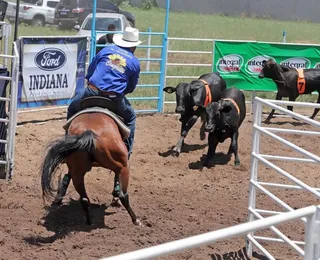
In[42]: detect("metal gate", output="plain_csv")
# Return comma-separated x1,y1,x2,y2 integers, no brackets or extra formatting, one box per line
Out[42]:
0,21,19,180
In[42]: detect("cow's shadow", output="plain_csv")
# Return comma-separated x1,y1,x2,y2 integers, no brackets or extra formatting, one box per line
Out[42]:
264,120,308,127
158,143,207,158
189,152,231,170
23,199,116,245
210,246,269,259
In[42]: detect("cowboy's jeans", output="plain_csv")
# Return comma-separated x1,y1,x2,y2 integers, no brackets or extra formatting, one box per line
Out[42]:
67,87,136,157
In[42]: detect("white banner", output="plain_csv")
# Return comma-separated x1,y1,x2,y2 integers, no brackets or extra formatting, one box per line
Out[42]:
22,43,78,102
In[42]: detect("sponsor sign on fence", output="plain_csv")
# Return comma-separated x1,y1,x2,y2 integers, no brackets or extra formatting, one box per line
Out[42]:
213,40,320,91
17,37,87,109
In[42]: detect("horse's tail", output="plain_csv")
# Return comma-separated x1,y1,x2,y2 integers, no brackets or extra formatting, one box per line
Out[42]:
41,130,97,201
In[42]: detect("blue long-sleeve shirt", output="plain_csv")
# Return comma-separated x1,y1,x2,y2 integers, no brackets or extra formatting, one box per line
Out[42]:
85,45,140,95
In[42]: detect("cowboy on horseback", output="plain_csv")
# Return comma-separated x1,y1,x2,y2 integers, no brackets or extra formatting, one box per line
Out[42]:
55,27,142,204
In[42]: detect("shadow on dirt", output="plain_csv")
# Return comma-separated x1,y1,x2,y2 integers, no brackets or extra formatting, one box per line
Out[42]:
23,199,117,245
210,247,269,260
189,152,232,170
158,143,207,158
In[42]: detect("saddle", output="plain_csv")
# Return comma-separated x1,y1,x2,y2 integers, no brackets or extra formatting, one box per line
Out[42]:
63,96,130,140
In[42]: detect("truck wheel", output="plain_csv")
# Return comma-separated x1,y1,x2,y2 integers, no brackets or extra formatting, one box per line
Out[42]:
32,16,45,26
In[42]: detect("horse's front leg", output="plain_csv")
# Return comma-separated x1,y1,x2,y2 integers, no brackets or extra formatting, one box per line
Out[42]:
119,167,142,226
172,115,198,157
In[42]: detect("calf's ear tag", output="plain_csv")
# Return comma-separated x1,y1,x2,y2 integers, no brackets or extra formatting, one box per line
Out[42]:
193,105,198,111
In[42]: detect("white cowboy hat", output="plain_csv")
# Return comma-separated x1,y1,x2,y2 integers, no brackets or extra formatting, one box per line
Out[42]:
113,27,142,48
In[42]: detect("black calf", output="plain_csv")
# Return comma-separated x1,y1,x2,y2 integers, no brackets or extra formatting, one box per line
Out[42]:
259,59,320,123
163,72,226,157
204,87,246,167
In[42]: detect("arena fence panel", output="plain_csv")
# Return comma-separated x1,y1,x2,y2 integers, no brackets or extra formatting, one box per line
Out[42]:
99,205,320,260
246,97,320,258
0,22,19,180
98,97,320,260
89,0,171,113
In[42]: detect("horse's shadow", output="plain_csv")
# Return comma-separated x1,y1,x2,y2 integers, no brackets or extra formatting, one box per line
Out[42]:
158,143,207,158
24,199,116,245
189,152,231,170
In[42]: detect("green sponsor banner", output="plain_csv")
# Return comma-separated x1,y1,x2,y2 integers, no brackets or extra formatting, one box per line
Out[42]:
213,40,320,91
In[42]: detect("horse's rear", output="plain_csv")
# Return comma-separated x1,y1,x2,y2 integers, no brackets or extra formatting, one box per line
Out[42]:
68,113,128,170
40,112,141,226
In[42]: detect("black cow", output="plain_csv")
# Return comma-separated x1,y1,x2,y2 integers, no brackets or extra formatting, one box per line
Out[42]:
259,59,320,123
203,87,246,167
163,72,227,157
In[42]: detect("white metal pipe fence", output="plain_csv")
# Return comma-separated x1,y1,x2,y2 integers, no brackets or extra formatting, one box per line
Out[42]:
162,37,320,118
98,97,320,260
0,31,19,180
162,37,265,114
246,97,320,258
100,205,320,260
162,37,214,111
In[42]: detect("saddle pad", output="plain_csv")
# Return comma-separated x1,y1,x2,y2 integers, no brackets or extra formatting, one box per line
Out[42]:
63,107,130,140
296,69,306,94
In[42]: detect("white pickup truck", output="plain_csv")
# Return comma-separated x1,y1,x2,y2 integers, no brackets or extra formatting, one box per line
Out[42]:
5,0,59,26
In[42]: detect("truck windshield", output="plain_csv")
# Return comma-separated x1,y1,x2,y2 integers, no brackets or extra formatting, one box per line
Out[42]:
83,17,122,31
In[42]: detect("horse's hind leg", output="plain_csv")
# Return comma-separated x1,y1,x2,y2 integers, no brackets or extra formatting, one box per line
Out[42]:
118,166,141,226
53,173,71,205
111,173,121,207
72,172,92,225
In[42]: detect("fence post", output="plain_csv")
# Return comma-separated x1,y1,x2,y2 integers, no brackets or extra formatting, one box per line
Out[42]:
146,27,151,71
158,0,170,113
282,30,287,43
304,205,320,260
250,91,256,114
161,37,169,113
246,98,262,257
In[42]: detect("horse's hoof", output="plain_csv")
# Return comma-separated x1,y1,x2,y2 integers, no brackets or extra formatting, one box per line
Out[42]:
134,219,143,226
110,197,122,207
203,159,211,168
172,151,180,157
234,161,240,166
112,190,120,198
200,132,206,141
172,148,181,157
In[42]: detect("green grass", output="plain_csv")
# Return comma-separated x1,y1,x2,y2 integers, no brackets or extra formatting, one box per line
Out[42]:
7,6,320,111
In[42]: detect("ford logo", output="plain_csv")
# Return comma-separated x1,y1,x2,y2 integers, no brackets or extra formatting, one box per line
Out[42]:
34,48,67,71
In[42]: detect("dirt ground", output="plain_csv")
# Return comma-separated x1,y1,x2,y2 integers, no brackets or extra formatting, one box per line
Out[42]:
0,108,319,260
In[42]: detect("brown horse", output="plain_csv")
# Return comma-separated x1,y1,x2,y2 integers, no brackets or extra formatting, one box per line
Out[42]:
40,110,141,226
